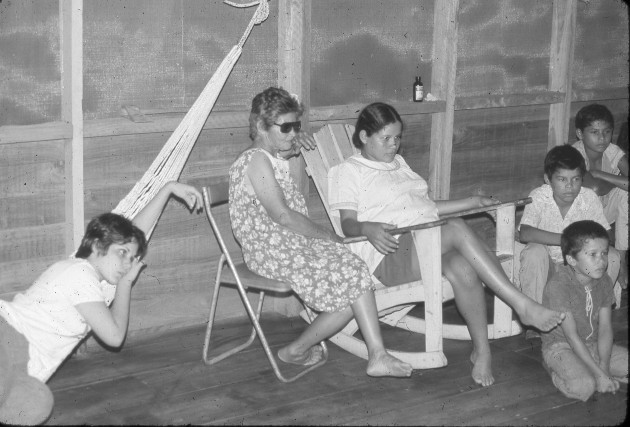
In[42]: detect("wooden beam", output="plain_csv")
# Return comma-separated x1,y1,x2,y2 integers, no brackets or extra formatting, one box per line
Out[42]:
455,91,566,111
548,0,577,149
275,0,311,317
429,0,459,200
60,0,84,253
278,0,311,195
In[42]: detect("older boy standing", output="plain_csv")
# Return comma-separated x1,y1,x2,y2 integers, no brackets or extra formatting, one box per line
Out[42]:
518,145,621,316
572,104,628,290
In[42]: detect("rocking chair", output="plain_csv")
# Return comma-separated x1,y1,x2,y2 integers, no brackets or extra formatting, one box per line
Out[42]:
300,123,529,369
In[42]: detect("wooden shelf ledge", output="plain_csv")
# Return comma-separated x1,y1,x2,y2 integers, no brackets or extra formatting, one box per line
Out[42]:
309,101,447,123
454,91,566,110
2,86,626,145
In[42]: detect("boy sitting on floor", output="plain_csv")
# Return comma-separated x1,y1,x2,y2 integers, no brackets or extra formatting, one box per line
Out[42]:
571,104,628,289
541,220,628,402
518,145,621,321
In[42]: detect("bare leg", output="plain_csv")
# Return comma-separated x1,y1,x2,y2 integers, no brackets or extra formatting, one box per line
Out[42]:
278,291,412,377
441,218,565,331
442,251,494,387
278,307,353,365
350,291,413,377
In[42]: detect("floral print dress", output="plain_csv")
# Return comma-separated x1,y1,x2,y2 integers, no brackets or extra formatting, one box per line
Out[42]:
229,148,374,313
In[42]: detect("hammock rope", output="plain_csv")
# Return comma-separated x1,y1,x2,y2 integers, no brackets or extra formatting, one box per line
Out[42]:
112,0,269,237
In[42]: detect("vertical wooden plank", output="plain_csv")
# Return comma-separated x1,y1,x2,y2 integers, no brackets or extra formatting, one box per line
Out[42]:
276,0,311,317
548,0,577,149
413,228,443,356
429,0,459,200
60,0,84,253
278,0,311,195
494,204,517,338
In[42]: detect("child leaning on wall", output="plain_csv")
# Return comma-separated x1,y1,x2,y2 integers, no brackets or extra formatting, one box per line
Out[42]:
541,220,628,402
571,104,628,290
0,181,202,426
517,145,621,315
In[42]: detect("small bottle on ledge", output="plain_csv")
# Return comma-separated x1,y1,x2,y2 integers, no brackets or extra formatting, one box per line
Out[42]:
413,76,424,102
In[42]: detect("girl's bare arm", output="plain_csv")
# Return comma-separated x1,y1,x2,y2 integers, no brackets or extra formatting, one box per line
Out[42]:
247,151,341,242
339,209,398,254
561,311,618,392
434,195,498,216
518,224,562,246
597,306,615,374
74,259,144,347
132,181,202,237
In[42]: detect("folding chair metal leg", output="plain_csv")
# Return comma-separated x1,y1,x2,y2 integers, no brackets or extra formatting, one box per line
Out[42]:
202,257,328,383
202,255,261,366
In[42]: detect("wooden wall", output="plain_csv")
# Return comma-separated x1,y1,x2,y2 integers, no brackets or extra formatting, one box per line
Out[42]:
1,0,628,344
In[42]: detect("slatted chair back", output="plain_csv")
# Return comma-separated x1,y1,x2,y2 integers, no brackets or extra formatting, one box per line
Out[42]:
302,124,358,236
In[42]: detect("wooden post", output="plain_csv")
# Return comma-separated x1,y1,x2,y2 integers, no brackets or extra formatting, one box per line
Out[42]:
275,0,311,317
278,0,311,197
548,0,577,149
429,0,459,200
60,0,84,254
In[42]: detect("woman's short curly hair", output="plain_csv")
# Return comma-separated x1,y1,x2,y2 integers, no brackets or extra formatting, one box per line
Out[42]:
75,213,147,259
248,87,304,140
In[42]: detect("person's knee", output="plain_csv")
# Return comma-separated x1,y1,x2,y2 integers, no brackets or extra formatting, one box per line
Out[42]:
443,253,478,290
0,376,54,426
564,376,596,402
445,217,468,233
608,247,621,266
30,380,54,425
520,243,548,263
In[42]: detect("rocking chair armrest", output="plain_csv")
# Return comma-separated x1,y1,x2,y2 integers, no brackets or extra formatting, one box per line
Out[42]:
439,197,532,220
342,218,447,244
341,197,531,245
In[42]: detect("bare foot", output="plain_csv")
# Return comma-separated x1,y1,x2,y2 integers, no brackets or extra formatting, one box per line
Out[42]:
277,345,323,366
518,302,565,332
470,350,494,387
366,350,412,378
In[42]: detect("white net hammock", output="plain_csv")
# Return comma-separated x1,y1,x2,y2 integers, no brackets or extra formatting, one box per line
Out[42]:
112,0,269,237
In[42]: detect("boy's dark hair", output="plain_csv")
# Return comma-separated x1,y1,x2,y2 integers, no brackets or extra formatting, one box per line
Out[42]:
575,103,614,131
561,220,609,265
544,145,587,179
352,102,403,148
75,213,147,259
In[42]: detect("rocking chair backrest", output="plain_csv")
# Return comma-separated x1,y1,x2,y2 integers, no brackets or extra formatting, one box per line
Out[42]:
302,123,359,236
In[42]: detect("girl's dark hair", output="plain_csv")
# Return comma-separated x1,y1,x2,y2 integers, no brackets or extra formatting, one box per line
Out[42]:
352,102,403,148
249,87,304,140
561,220,609,265
575,103,614,131
543,145,587,179
75,213,148,259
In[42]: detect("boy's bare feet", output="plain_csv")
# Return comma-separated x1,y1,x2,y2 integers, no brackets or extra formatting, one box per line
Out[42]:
366,350,413,378
518,302,565,332
470,349,494,387
278,345,323,366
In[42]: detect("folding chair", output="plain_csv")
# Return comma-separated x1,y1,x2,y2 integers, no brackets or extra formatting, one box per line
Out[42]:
300,123,529,369
201,183,328,383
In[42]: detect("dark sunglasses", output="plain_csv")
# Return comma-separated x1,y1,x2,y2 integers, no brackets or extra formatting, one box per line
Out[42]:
273,121,301,134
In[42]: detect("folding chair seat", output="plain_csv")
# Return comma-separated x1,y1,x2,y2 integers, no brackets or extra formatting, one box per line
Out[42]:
201,183,328,383
300,123,529,369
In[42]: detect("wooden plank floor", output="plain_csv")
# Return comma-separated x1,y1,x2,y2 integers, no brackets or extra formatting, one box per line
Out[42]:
46,291,627,426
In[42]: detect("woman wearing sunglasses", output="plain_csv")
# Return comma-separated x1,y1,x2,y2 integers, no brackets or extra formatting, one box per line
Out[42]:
228,86,412,378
